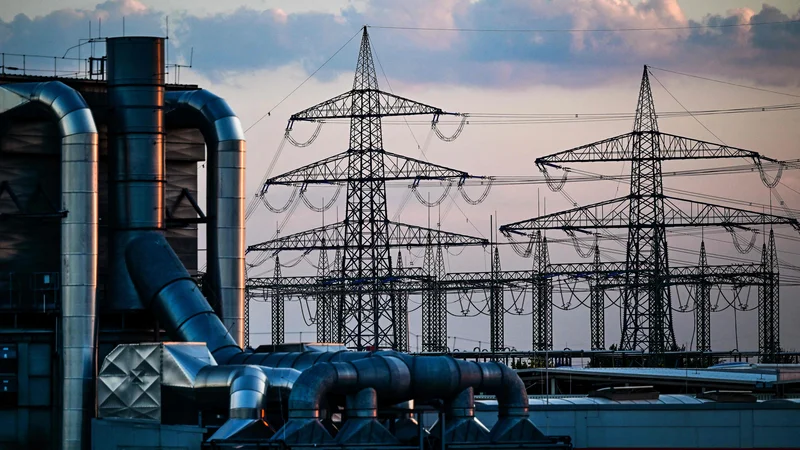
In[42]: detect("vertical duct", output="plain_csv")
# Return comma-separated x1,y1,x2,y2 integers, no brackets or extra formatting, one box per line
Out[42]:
106,36,166,310
164,90,246,347
0,81,99,450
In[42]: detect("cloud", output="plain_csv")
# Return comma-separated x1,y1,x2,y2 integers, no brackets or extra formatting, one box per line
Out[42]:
1,0,799,87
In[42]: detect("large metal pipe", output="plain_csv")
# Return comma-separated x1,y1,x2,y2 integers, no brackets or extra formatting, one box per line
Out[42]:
195,364,269,440
0,81,99,450
275,352,545,443
125,232,241,363
165,90,246,347
274,354,410,444
106,36,166,310
429,387,490,442
124,231,546,443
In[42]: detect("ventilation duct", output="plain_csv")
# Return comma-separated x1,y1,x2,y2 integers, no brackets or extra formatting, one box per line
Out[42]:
125,232,241,364
124,232,553,445
105,36,166,311
165,90,246,347
98,342,301,441
0,81,99,450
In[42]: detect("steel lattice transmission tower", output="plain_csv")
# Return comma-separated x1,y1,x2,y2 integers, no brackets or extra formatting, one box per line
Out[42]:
422,232,447,352
248,27,487,350
531,232,552,352
695,240,712,352
272,255,284,345
502,65,799,356
589,240,605,350
759,229,780,361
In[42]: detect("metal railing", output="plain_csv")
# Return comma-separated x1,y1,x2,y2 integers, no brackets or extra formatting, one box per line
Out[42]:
0,52,106,79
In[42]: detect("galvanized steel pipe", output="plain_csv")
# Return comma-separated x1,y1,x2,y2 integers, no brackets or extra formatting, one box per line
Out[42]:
165,90,246,347
125,232,241,364
106,36,166,311
0,81,99,450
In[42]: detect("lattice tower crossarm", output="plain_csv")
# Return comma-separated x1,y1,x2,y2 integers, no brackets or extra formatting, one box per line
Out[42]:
248,27,486,350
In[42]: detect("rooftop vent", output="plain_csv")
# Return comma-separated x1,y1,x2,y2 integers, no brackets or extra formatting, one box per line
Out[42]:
588,385,660,401
697,390,757,403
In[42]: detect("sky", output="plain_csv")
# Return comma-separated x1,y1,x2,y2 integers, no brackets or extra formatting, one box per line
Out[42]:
1,0,799,354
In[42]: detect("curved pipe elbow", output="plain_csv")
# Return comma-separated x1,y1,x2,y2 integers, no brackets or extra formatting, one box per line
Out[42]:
1,80,98,450
478,362,528,418
196,365,267,420
165,89,246,348
125,232,241,363
287,355,410,419
165,90,245,142
1,81,98,136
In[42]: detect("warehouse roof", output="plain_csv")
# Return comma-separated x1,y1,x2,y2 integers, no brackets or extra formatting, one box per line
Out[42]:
517,366,794,389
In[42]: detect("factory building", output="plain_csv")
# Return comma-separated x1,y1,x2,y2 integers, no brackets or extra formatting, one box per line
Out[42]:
0,36,569,450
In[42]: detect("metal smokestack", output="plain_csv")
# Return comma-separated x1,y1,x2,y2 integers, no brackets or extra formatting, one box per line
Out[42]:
106,36,166,310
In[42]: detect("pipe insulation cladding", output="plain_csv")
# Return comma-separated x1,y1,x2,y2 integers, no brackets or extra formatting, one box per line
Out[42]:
125,232,551,444
165,90,246,348
106,36,166,311
125,232,242,364
0,81,99,450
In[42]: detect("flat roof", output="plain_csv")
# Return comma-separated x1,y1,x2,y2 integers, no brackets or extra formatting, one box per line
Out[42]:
518,366,785,388
474,394,800,410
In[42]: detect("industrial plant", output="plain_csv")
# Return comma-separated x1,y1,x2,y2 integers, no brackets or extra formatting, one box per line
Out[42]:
0,23,799,450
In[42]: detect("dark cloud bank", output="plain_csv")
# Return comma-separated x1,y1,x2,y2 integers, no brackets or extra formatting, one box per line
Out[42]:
0,0,798,87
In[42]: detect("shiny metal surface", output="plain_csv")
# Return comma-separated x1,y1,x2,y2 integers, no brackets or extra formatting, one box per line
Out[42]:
197,365,271,441
106,36,166,310
125,232,241,363
430,387,490,443
97,343,213,422
98,343,166,421
0,81,99,450
165,90,246,347
476,361,545,442
274,354,410,443
336,387,399,445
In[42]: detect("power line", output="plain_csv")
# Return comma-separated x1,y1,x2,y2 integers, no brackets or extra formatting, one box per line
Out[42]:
649,66,800,99
318,102,800,126
368,19,800,33
243,28,362,133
